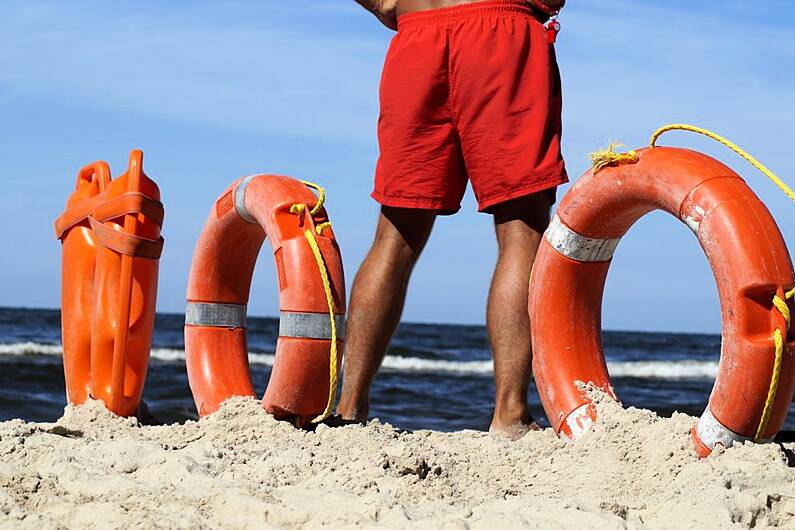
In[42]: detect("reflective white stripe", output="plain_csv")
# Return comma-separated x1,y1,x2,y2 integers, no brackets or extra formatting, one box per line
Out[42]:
185,302,247,328
695,407,771,450
561,403,595,442
234,175,257,224
279,311,345,340
545,215,620,262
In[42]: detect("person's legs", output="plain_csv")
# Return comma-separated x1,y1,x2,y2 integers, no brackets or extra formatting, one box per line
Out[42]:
336,206,436,422
486,191,552,439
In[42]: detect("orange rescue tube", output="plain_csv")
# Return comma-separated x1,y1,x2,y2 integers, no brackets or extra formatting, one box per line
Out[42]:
57,161,111,404
528,146,795,456
185,175,346,425
55,150,164,416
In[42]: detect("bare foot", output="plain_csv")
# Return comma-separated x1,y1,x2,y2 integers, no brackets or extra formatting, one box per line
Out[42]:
322,414,366,428
489,418,542,441
334,398,369,424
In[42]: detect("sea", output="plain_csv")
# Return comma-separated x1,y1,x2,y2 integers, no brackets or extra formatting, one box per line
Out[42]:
2,306,794,434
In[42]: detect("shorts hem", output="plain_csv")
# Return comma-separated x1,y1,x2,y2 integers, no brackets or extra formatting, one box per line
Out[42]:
477,175,568,213
371,191,461,215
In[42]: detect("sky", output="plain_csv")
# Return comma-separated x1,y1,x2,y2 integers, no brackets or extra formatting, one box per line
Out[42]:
0,0,793,333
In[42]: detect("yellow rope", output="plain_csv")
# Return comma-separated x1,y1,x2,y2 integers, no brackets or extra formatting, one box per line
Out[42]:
297,179,327,215
589,141,638,173
755,287,794,442
288,180,338,425
302,226,338,424
650,124,795,203
315,221,332,235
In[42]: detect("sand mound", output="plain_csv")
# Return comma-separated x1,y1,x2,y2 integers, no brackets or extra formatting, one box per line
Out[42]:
1,395,794,528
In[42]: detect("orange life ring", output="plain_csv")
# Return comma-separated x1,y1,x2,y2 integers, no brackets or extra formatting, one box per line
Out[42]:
55,150,164,416
185,174,346,425
529,146,795,456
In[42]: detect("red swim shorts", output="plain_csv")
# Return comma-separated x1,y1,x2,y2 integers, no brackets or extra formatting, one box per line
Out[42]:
372,0,567,214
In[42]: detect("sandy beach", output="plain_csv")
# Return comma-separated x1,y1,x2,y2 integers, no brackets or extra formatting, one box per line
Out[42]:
1,391,793,529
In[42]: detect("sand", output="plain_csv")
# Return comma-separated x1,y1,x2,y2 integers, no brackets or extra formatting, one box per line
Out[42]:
1,392,794,529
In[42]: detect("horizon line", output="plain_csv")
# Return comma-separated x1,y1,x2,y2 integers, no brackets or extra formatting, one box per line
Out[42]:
0,305,722,337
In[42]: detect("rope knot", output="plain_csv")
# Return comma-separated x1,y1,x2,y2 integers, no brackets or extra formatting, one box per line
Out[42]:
589,142,639,173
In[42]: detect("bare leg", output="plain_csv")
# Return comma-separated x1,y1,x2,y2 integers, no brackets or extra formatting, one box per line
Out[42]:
487,191,552,439
336,206,436,421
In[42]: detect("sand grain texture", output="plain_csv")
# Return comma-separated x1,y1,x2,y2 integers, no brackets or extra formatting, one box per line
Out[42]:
1,394,794,529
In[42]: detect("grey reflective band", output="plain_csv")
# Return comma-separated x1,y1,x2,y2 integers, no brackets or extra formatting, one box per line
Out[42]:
234,175,257,224
695,407,771,450
545,214,620,262
185,302,247,328
279,311,346,340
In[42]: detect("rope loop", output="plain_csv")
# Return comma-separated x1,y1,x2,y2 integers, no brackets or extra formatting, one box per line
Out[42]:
297,179,327,216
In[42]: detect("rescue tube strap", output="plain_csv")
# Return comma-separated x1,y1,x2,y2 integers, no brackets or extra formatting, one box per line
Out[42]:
55,192,164,240
93,193,165,227
54,194,107,239
88,217,164,259
279,311,345,340
545,214,620,262
696,407,771,451
185,302,247,328
234,176,258,224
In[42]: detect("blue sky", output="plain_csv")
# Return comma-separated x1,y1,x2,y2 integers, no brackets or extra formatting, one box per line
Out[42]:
0,0,792,332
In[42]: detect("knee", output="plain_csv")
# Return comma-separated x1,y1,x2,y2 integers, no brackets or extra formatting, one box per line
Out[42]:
372,206,436,263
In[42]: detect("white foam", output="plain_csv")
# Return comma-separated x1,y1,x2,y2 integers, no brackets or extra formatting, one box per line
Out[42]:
0,342,63,355
609,360,718,379
0,342,718,379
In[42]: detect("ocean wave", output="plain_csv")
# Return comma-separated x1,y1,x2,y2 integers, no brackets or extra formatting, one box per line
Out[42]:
0,342,718,379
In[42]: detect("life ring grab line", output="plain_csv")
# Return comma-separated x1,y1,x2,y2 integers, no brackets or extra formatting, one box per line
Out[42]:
288,202,340,423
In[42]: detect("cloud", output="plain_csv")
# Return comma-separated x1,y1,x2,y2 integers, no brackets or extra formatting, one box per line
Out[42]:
0,1,388,144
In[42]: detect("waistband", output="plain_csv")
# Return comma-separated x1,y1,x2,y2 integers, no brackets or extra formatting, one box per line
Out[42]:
398,1,544,29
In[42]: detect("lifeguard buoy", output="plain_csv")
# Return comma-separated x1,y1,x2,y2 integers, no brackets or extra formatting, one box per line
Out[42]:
529,145,795,456
55,150,164,416
185,175,345,425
